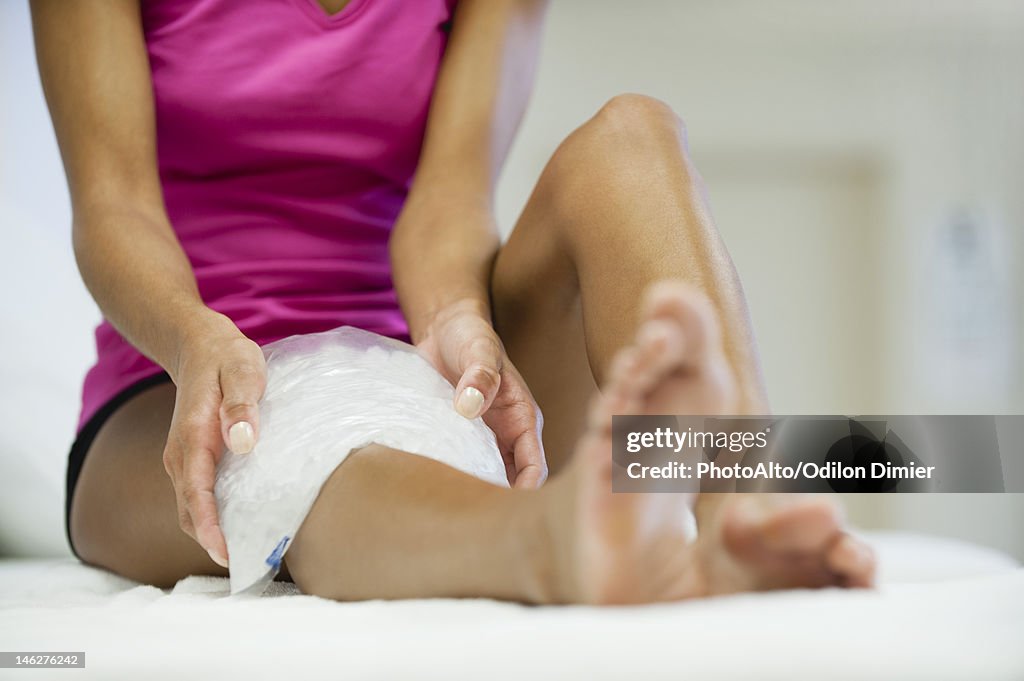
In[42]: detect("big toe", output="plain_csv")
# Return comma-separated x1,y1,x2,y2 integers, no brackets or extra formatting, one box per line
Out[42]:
623,318,688,397
643,281,721,361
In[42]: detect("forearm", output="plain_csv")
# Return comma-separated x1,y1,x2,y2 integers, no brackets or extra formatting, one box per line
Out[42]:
73,200,229,381
33,0,238,379
391,194,498,341
391,0,548,341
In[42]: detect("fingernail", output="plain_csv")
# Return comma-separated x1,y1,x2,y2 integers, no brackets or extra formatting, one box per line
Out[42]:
455,387,485,419
229,421,255,454
208,549,229,569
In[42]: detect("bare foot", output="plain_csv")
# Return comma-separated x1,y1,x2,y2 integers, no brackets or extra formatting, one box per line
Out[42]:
544,281,876,604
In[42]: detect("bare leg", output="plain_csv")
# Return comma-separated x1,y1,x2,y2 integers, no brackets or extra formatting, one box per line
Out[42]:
284,446,548,601
543,283,875,603
491,95,875,594
285,285,872,604
70,383,229,587
493,94,769,471
284,280,875,602
71,305,872,602
70,383,549,600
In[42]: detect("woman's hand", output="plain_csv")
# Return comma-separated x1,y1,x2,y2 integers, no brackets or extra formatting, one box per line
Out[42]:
162,313,267,568
417,300,547,489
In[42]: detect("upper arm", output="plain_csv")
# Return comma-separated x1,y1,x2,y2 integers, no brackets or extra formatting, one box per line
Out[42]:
31,0,164,217
414,0,548,193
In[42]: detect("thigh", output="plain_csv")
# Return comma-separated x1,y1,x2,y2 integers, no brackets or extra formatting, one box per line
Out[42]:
69,382,227,587
491,179,596,475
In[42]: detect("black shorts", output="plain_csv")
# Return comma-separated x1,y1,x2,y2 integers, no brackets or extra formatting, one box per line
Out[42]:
65,372,174,558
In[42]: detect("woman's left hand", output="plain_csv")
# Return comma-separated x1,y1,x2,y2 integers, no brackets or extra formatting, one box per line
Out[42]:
417,300,547,489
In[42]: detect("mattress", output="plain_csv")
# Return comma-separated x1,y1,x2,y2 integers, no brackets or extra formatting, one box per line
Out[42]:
0,531,1021,681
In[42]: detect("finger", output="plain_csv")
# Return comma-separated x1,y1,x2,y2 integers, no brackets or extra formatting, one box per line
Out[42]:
454,335,503,419
182,444,229,568
511,426,548,490
219,351,267,455
163,441,195,537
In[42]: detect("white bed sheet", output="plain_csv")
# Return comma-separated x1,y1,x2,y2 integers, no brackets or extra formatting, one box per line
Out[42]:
0,531,1021,681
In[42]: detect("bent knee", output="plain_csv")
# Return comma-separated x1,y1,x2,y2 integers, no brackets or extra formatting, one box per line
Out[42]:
591,93,685,140
569,94,687,159
539,94,690,216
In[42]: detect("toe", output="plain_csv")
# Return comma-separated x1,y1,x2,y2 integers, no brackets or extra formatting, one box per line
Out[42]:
643,281,720,360
608,346,640,387
587,391,616,435
631,319,686,395
605,348,647,413
826,534,877,588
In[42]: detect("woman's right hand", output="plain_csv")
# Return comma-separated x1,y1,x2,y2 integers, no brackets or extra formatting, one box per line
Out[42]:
162,313,267,568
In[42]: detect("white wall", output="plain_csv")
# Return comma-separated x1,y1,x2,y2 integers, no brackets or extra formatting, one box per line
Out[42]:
2,0,1022,558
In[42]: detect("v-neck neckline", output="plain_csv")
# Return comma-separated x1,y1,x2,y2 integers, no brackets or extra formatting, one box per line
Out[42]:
294,0,370,28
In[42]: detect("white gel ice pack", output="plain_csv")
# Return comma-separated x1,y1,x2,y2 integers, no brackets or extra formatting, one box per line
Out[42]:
214,326,508,595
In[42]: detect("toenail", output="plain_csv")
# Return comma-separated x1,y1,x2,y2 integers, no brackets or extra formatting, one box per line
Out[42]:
637,321,663,346
637,320,676,350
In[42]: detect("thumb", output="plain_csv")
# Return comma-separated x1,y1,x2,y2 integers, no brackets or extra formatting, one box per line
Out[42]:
453,334,502,419
219,359,267,455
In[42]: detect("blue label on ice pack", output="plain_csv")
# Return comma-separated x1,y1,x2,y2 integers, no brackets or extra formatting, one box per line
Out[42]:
265,535,291,569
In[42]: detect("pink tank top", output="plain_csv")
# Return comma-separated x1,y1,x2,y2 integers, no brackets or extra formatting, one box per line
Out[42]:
78,0,455,431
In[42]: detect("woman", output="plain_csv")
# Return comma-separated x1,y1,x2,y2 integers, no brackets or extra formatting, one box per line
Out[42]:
33,0,875,603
